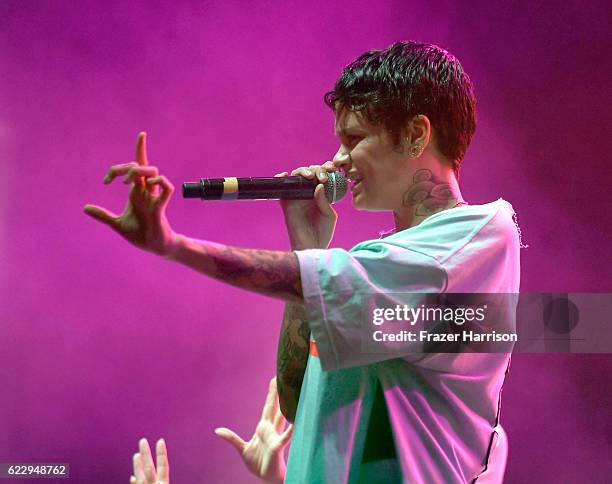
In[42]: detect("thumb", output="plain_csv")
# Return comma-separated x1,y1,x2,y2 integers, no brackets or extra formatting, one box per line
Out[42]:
83,204,119,228
214,427,247,454
314,184,335,216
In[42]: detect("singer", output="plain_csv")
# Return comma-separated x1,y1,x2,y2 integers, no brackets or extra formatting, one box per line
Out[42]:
85,41,520,483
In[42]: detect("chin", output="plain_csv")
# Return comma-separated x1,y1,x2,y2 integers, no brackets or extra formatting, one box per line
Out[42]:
351,194,386,212
351,193,367,210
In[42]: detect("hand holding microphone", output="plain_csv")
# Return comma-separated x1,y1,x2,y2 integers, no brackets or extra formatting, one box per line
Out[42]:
182,168,347,203
276,162,340,250
183,162,343,249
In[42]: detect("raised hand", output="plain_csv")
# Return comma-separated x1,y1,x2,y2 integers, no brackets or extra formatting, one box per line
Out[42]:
130,438,169,484
214,378,293,483
83,132,178,256
275,161,338,250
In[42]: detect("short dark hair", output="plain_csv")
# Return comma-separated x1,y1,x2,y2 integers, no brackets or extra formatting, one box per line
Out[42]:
324,41,476,176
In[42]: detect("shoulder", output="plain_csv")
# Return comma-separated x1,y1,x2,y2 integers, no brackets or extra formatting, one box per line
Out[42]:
367,199,519,264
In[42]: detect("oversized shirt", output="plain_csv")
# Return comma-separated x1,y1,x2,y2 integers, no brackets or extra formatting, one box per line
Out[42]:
285,198,521,483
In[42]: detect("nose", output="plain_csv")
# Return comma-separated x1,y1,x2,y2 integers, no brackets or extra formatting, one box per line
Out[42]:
332,147,352,171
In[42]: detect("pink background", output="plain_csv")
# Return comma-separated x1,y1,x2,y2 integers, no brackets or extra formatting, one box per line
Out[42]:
1,1,611,482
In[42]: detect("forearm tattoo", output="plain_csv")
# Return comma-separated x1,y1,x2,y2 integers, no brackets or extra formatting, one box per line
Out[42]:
276,303,310,422
402,168,461,217
177,238,303,302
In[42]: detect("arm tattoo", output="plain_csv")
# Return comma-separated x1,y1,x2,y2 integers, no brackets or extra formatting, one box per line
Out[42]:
171,237,303,303
276,302,310,422
402,168,461,217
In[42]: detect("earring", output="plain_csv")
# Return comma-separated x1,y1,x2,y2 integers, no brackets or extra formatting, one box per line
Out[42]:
409,143,423,158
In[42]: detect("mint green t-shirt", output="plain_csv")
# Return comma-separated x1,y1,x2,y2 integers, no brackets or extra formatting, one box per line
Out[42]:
286,199,521,483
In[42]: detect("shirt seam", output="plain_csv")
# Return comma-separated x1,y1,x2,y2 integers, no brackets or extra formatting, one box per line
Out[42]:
438,203,504,266
356,243,450,294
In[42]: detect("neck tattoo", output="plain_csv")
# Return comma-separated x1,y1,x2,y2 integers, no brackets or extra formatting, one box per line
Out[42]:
401,168,466,217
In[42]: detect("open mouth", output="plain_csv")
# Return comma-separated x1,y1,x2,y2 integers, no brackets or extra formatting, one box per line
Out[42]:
347,173,363,192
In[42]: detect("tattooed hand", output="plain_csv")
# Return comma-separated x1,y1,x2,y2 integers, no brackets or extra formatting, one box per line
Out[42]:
83,132,304,303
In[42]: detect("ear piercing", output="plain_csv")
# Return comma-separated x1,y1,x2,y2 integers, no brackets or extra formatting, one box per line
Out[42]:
408,143,424,158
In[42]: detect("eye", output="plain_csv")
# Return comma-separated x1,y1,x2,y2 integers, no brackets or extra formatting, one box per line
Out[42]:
346,135,362,146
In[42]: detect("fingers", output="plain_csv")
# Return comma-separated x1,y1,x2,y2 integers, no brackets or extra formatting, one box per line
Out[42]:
131,438,166,484
279,423,294,447
133,452,145,482
100,132,150,191
214,427,247,454
290,162,336,183
136,132,149,166
139,438,157,484
155,438,169,483
269,377,287,433
270,377,281,423
122,166,159,185
311,162,337,183
91,160,171,218
321,160,336,171
273,400,286,433
145,176,175,210
314,184,335,216
104,162,138,184
103,162,157,186
290,166,323,182
103,163,159,192
83,204,119,228
102,163,164,200
269,380,294,444
261,377,279,422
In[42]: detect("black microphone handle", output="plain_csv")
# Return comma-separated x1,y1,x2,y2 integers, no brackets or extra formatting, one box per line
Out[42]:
183,176,323,201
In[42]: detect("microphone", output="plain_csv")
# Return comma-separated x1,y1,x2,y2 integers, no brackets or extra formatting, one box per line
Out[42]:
182,172,347,204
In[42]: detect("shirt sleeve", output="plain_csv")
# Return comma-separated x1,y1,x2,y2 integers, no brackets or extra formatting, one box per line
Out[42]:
295,240,448,371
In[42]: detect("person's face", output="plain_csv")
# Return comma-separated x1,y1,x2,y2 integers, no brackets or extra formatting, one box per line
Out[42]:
332,107,411,212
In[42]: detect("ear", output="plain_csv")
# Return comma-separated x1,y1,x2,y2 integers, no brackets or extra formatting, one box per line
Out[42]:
405,114,432,149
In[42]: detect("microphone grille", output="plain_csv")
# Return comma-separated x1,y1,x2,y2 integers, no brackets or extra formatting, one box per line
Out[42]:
324,172,347,204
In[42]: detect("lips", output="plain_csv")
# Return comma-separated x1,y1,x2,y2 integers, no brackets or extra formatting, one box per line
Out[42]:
347,173,363,192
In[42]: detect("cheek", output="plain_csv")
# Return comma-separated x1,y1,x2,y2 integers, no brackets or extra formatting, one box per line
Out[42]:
375,170,410,204
369,164,399,187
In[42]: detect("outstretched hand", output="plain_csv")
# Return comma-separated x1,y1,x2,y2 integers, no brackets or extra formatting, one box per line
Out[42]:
130,438,169,484
215,377,293,483
83,132,179,256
